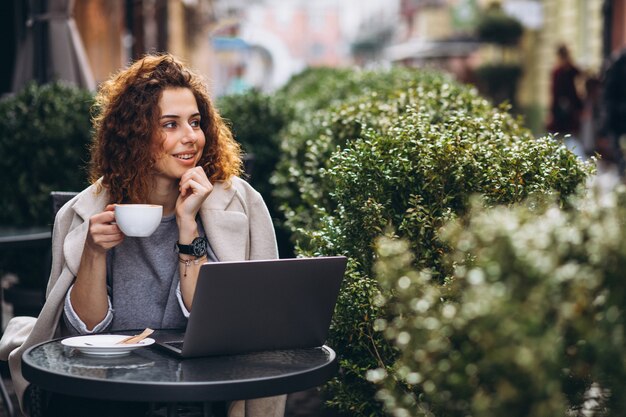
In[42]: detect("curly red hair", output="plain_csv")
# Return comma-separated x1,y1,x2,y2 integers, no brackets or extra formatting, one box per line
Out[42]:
89,53,242,203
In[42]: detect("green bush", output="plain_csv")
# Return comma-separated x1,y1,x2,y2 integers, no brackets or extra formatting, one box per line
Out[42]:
0,81,93,226
474,63,522,107
273,67,594,415
218,89,288,200
276,67,366,113
217,90,293,256
272,67,454,244
476,4,524,46
374,186,626,416
0,81,93,286
473,3,523,108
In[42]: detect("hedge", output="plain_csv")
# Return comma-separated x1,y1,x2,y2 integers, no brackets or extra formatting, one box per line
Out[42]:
217,90,293,256
272,67,594,416
374,186,626,416
0,82,93,287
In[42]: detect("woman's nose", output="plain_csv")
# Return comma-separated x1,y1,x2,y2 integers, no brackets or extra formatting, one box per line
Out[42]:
181,125,198,143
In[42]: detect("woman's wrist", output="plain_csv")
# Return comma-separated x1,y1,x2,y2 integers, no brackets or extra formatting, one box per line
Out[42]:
178,255,207,278
178,253,200,261
176,216,198,244
83,240,108,258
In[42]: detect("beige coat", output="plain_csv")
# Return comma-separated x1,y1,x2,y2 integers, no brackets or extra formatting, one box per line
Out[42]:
0,177,285,416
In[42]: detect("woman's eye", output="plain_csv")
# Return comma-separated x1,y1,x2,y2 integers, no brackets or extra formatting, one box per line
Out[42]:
163,121,177,129
190,119,201,128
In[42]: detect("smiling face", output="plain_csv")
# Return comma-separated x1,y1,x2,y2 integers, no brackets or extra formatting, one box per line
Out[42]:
153,87,206,180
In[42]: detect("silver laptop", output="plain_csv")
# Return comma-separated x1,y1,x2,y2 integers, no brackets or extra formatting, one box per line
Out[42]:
155,256,347,358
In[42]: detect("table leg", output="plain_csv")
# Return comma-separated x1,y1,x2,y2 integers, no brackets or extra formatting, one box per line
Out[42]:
167,402,177,417
203,401,213,417
0,375,15,417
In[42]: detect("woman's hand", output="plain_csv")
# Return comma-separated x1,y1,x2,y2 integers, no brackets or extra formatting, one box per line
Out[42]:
74,204,121,329
176,166,213,227
84,204,125,255
176,167,212,309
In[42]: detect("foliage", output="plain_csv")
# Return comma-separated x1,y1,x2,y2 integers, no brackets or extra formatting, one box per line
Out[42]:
476,4,524,46
374,186,626,416
275,67,361,113
272,67,457,242
218,89,288,198
217,89,294,257
473,3,524,107
0,81,93,285
272,66,594,416
474,63,522,107
0,81,93,226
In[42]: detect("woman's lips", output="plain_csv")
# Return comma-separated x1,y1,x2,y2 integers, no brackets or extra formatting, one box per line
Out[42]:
174,153,194,160
173,152,197,165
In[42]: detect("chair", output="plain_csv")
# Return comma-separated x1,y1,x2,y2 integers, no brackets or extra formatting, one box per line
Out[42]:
3,192,78,319
49,191,79,220
0,191,77,417
242,153,255,181
36,191,78,309
0,363,14,417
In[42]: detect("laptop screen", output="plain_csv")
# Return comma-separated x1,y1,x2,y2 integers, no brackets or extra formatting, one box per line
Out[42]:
158,256,347,358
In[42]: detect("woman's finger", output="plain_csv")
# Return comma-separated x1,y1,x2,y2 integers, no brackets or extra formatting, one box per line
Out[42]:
91,223,122,236
180,167,211,188
91,209,116,225
85,208,126,252
91,232,124,246
180,179,210,199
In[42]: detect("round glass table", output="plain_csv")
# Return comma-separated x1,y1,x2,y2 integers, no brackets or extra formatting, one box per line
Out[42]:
21,331,338,403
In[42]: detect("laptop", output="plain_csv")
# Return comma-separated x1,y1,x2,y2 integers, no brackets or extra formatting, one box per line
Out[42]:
155,256,347,358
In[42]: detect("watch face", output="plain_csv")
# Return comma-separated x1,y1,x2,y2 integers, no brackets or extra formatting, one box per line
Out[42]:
191,237,208,256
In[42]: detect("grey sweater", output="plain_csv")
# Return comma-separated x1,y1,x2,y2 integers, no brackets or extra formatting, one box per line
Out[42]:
64,214,217,333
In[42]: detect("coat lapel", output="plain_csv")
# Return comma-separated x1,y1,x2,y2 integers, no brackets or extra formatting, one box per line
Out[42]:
63,187,108,275
199,181,249,262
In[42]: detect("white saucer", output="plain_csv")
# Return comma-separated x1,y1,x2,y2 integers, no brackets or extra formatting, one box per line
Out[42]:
61,335,155,357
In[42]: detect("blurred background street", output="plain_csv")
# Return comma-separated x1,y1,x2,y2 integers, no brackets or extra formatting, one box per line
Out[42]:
0,0,622,140
1,0,624,166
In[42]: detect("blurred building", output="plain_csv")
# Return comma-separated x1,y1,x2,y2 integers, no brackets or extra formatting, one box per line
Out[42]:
384,0,618,134
510,0,626,133
3,0,400,96
210,0,400,95
605,0,626,57
74,0,216,87
3,0,626,111
517,0,604,132
385,0,482,84
3,0,217,95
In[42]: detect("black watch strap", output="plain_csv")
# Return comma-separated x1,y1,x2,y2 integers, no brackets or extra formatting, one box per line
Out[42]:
176,236,208,257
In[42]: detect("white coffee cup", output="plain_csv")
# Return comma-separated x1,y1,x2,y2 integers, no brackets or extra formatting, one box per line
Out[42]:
114,204,163,237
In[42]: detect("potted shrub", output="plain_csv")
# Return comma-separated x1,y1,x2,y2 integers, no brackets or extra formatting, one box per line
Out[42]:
373,186,626,416
272,66,593,415
476,3,523,46
473,3,524,107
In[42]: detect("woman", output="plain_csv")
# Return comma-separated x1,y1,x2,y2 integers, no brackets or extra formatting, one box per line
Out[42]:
0,53,285,417
547,44,584,157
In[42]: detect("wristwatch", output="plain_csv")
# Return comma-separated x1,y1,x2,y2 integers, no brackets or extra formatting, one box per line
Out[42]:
176,236,208,257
